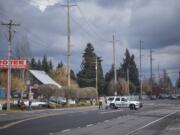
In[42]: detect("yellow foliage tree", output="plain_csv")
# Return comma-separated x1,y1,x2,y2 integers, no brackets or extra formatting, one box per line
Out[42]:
142,79,151,94
50,66,78,87
11,77,26,92
107,78,128,95
0,72,6,87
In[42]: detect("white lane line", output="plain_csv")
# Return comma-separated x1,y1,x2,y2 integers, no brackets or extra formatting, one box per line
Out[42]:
125,111,178,135
0,114,7,116
61,129,71,133
100,110,123,114
104,120,110,123
86,124,94,127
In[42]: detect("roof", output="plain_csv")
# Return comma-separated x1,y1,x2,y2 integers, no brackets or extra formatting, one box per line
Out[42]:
29,70,62,88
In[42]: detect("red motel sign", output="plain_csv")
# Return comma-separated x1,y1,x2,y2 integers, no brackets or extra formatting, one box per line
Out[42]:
0,59,28,69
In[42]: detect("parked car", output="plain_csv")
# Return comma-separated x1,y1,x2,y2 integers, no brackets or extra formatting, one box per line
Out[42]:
150,95,157,100
49,96,67,105
23,99,48,107
159,94,170,99
170,94,178,100
106,96,142,110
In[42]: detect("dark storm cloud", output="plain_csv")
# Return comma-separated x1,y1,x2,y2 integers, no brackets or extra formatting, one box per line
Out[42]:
127,0,180,49
0,0,179,75
0,0,68,59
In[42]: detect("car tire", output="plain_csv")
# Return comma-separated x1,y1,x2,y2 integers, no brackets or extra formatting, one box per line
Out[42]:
110,103,115,109
129,104,135,110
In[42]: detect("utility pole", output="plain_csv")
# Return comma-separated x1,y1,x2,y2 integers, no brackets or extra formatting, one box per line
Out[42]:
139,40,143,100
1,20,20,111
62,0,76,88
112,34,117,96
150,49,153,95
178,71,180,88
158,63,160,79
96,57,98,96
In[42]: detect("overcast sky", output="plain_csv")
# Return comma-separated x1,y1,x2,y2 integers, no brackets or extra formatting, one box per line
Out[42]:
0,0,180,84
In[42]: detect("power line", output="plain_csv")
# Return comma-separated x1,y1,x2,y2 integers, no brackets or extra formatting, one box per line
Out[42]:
75,1,108,43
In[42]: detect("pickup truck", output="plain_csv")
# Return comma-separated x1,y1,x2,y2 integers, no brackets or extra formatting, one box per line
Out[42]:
106,96,142,110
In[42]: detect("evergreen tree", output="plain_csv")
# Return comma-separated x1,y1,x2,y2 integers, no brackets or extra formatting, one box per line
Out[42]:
49,60,53,70
77,43,105,95
37,59,42,70
57,61,64,69
70,70,76,80
119,49,139,94
77,43,96,87
30,57,37,69
104,65,114,95
97,57,105,95
42,55,49,73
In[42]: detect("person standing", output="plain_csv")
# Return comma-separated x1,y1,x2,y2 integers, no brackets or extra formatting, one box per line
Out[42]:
28,100,32,110
98,97,103,110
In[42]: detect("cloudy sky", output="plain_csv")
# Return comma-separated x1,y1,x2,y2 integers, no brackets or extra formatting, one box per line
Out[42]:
0,0,180,84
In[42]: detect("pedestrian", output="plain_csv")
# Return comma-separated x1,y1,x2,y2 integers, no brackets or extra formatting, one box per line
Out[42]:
90,99,93,106
28,100,32,111
17,98,21,108
98,97,103,110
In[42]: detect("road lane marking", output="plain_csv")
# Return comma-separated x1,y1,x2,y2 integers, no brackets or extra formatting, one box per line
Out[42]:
0,113,6,115
104,120,110,123
100,110,123,114
125,111,178,135
61,129,71,133
86,124,94,127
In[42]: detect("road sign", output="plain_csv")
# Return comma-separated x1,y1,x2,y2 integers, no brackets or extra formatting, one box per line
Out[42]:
0,59,28,69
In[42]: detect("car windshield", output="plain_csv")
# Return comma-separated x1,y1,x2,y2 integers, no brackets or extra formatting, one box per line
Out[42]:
108,98,114,101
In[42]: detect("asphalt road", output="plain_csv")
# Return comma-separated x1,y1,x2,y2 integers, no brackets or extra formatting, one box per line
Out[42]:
0,99,180,135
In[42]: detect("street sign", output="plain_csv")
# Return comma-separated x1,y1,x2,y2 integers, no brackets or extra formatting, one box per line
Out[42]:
0,59,28,69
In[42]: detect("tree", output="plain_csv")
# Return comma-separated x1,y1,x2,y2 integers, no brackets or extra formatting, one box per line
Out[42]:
37,59,42,70
77,43,96,88
119,49,139,92
0,72,6,87
142,79,151,95
49,60,53,70
106,77,128,96
77,43,105,95
158,69,173,93
11,77,26,92
36,84,63,100
57,61,64,69
70,70,76,80
50,65,68,86
97,57,105,96
104,65,114,95
50,65,78,87
15,36,31,59
30,57,37,69
42,55,49,73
